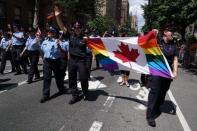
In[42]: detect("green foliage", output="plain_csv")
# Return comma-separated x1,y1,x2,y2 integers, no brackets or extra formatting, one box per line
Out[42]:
119,17,138,36
142,0,197,40
55,0,95,19
87,15,117,35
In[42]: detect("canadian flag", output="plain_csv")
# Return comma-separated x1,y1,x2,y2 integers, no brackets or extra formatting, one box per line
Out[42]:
85,31,173,79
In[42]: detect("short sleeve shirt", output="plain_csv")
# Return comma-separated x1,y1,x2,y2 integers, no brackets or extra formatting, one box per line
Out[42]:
159,39,178,67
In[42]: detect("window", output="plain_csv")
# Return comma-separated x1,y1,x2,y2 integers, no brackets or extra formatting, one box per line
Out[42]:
0,2,6,19
14,7,21,21
28,11,33,25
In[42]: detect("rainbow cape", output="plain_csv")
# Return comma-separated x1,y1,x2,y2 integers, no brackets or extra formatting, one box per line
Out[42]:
86,31,173,79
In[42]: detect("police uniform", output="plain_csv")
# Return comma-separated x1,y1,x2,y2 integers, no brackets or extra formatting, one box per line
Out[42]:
59,39,69,81
86,47,93,79
40,37,64,102
68,34,89,103
146,38,177,124
0,37,15,73
11,31,27,74
25,35,40,83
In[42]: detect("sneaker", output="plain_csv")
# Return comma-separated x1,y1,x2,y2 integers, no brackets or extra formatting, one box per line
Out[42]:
27,80,32,84
34,76,40,80
14,72,22,75
125,82,130,87
119,82,125,86
83,94,89,101
40,96,49,103
147,119,156,127
69,96,80,104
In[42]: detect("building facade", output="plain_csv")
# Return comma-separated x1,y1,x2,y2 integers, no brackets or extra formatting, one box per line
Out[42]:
131,15,138,31
120,0,129,26
99,0,129,26
0,0,36,30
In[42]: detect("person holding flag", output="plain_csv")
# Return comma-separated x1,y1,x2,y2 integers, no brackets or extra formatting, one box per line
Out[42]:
54,5,89,104
146,29,178,127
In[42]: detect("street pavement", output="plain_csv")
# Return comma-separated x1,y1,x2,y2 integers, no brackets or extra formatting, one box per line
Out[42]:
0,60,196,131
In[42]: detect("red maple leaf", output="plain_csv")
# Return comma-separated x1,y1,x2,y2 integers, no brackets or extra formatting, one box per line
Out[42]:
113,42,139,63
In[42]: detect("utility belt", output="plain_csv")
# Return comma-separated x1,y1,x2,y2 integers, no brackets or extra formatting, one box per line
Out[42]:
70,54,86,60
44,58,61,62
12,45,24,49
27,50,39,55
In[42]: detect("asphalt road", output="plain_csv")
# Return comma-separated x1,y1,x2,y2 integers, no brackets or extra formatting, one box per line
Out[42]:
0,60,196,131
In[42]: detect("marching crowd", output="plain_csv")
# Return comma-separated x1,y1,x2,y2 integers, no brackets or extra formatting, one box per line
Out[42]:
0,5,179,127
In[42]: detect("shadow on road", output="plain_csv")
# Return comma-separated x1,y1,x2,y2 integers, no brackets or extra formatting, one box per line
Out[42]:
114,95,147,106
88,90,109,101
0,78,11,83
0,83,18,91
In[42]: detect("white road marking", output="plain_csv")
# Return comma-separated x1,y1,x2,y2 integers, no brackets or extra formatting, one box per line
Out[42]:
134,104,147,110
89,121,103,131
103,96,115,107
58,125,65,131
135,87,149,110
18,81,27,86
168,90,191,131
101,96,115,112
0,90,7,94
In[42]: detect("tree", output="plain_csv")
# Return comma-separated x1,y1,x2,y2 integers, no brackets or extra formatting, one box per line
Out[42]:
142,0,197,40
119,17,138,36
87,15,117,35
54,0,96,21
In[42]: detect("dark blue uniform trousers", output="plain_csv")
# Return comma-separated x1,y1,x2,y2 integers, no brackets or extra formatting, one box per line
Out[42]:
11,45,27,73
43,59,64,98
27,50,40,81
146,75,172,119
0,49,15,73
68,58,89,97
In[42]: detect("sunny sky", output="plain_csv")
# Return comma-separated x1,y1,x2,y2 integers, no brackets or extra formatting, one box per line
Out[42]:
128,0,148,32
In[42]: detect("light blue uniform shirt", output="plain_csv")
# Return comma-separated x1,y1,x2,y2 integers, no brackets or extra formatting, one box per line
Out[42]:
0,38,12,49
12,31,25,45
41,38,61,59
60,40,69,52
26,36,40,51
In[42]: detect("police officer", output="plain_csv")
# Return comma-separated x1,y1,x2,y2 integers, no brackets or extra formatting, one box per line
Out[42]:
20,28,41,84
0,32,15,74
54,5,89,104
146,29,178,127
11,25,27,75
40,26,65,103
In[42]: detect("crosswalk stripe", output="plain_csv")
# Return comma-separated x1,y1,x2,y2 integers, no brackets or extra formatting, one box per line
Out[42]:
89,121,103,131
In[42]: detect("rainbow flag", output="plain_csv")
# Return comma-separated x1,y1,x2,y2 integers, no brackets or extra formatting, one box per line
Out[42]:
86,31,173,79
